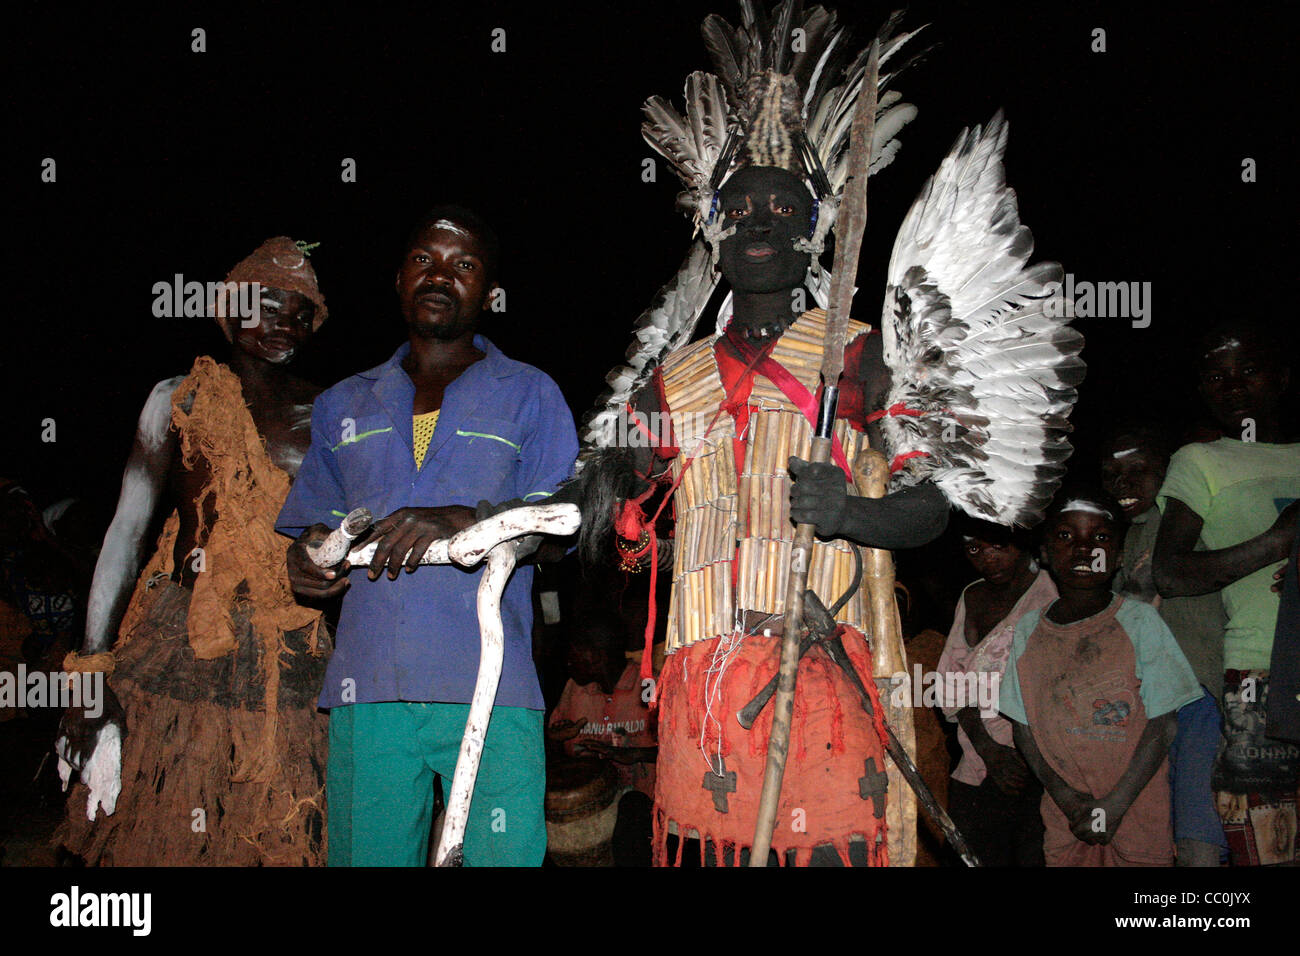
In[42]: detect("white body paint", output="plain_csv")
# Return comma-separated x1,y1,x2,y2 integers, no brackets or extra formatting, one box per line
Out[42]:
430,219,471,237
56,722,122,820
1059,499,1116,520
310,502,582,866
72,376,184,807
84,377,181,652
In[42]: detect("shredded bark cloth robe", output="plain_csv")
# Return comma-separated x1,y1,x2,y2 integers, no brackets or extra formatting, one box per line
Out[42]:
57,357,330,866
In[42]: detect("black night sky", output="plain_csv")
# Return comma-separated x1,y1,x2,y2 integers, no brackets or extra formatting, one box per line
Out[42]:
5,0,1294,523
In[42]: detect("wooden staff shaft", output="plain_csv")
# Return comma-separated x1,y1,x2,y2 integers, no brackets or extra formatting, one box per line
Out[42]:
748,431,832,863
749,38,880,867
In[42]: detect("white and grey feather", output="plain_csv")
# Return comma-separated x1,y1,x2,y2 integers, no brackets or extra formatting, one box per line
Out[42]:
880,111,1084,526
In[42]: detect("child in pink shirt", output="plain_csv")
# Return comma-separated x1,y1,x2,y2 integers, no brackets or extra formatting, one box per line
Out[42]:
938,519,1057,865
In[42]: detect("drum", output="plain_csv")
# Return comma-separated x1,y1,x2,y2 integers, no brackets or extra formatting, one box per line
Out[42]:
545,757,620,866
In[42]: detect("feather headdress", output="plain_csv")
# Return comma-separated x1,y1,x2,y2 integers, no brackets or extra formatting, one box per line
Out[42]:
643,3,925,254
580,1,924,453
583,4,1084,532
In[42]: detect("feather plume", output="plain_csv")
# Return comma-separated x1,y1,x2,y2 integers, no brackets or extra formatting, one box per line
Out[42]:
641,71,731,210
579,241,719,453
701,13,748,106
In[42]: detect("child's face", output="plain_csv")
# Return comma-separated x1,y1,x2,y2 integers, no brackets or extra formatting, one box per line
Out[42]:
1197,337,1290,435
962,536,1029,585
1042,508,1122,593
1100,444,1166,521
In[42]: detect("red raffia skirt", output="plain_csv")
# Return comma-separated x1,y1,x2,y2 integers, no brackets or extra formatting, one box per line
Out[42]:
653,625,890,866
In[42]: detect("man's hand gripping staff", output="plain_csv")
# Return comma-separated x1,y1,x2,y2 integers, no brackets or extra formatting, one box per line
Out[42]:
303,502,581,867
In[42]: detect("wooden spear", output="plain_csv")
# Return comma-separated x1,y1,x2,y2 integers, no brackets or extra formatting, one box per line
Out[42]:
749,40,879,865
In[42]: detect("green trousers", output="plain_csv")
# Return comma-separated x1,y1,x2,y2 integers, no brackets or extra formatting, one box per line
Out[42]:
328,701,545,867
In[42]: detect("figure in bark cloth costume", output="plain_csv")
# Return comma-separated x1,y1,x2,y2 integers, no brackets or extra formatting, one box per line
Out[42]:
54,237,332,866
559,1,1086,866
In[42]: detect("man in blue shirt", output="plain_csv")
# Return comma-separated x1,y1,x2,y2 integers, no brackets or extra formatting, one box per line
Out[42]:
277,206,578,865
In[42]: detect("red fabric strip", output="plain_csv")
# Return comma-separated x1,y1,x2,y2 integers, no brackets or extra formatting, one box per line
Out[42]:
889,450,929,473
751,352,853,480
625,405,662,449
864,402,928,424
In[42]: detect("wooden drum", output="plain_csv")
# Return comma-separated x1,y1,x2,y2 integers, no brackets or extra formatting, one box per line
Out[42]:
545,757,620,867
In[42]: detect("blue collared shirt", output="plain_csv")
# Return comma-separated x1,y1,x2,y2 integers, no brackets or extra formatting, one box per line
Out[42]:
276,336,578,711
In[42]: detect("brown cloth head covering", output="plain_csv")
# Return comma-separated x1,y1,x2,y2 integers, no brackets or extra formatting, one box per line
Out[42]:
213,237,328,341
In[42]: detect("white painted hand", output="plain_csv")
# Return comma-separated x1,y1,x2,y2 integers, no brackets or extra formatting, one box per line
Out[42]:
56,723,123,820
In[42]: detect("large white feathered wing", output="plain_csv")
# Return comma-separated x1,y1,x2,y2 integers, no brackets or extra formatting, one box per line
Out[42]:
880,112,1084,526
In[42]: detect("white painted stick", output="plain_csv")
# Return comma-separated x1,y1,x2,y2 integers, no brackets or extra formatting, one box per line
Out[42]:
307,503,581,866
433,540,517,867
304,507,374,567
345,537,451,568
447,505,582,565
307,504,580,570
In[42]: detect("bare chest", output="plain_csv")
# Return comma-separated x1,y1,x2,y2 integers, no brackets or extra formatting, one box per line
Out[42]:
248,400,315,477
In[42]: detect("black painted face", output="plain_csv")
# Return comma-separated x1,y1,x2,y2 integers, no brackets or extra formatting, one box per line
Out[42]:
716,166,814,294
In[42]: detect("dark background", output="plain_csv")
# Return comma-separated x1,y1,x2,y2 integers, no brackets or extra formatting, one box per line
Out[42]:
5,0,1294,524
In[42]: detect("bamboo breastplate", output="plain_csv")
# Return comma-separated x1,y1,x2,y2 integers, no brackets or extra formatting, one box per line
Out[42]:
659,309,871,653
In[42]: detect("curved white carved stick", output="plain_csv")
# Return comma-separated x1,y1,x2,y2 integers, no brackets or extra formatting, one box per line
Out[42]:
308,503,581,866
433,540,516,867
447,505,582,565
307,504,579,570
345,537,451,568
304,507,374,567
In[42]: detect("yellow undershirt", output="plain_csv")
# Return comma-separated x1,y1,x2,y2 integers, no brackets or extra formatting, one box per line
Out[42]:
413,410,440,469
